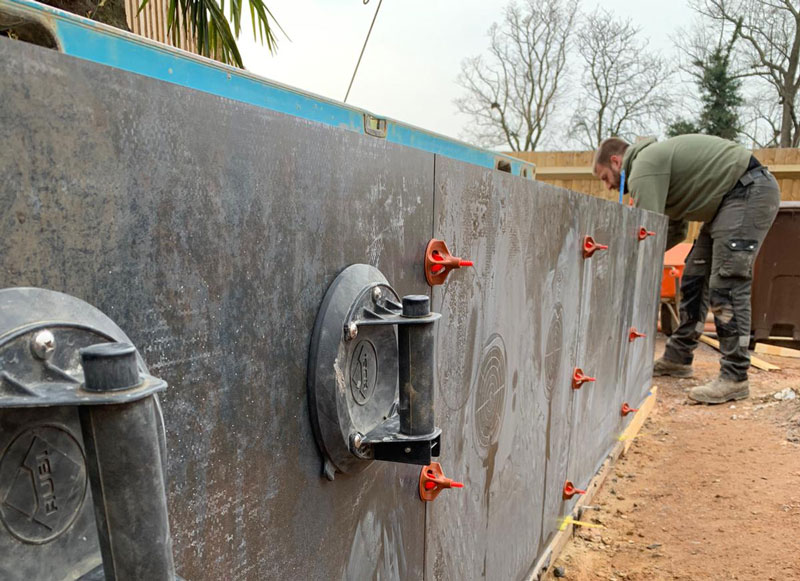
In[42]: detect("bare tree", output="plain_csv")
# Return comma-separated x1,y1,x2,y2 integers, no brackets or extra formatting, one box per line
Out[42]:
741,82,793,147
691,0,800,147
569,9,673,149
675,14,743,80
455,0,577,151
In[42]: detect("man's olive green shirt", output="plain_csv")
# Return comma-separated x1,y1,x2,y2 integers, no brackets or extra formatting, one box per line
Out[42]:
622,135,751,248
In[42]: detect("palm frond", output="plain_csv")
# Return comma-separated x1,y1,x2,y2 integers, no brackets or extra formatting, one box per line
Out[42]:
142,0,282,68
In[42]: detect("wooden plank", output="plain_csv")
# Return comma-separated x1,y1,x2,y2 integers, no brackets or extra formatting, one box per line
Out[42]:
792,172,800,201
777,178,790,201
124,0,134,30
621,386,659,454
526,387,659,580
544,151,560,170
512,151,537,164
698,334,780,371
155,0,165,44
687,221,702,242
577,151,594,166
536,166,596,179
754,148,776,166
526,451,620,580
755,342,800,359
124,0,199,52
767,164,800,179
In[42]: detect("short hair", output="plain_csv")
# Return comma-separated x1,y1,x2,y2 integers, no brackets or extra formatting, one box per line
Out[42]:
593,137,630,169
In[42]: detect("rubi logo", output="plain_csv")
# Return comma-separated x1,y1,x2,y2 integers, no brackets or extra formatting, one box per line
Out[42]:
0,427,86,543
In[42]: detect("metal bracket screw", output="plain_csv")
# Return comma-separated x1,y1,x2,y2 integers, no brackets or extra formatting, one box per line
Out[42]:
345,322,358,341
31,329,56,360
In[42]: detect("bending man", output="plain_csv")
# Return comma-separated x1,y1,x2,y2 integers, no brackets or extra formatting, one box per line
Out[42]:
593,135,780,404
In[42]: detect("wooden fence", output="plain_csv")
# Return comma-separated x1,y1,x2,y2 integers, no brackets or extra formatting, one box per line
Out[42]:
511,148,800,201
511,148,800,241
124,0,196,54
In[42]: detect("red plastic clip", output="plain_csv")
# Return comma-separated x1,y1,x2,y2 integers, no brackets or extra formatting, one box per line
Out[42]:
628,327,646,342
572,367,596,390
419,462,464,502
563,480,586,500
637,226,656,241
582,235,609,259
425,239,474,286
621,402,639,416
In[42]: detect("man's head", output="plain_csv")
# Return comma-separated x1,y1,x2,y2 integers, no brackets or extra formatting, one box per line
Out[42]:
592,137,630,191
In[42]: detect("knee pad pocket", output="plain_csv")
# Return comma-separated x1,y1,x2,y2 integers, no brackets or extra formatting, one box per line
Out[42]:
710,288,738,337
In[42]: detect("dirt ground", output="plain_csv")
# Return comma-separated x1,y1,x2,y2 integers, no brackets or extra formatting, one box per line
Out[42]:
547,335,800,581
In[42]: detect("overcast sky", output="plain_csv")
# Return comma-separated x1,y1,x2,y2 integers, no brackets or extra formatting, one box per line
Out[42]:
238,0,692,148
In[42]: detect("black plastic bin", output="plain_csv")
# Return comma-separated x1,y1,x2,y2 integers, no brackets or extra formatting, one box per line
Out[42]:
752,202,800,341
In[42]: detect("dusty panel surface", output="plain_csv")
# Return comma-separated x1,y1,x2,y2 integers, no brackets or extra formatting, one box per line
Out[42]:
622,210,666,409
0,38,432,580
565,197,631,492
566,204,666,490
426,158,586,580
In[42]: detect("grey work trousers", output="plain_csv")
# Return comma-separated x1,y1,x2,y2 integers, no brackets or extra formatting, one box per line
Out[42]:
663,166,781,381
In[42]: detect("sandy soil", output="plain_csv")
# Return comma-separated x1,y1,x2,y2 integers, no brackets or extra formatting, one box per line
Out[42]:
546,335,800,581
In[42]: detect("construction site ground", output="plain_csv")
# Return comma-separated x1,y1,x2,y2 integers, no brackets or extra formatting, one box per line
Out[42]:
548,335,800,581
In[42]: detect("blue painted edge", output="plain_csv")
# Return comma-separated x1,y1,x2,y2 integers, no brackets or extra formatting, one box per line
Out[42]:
1,0,535,178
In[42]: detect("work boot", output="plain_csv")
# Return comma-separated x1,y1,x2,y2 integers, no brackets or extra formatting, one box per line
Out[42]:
653,356,693,378
688,377,749,404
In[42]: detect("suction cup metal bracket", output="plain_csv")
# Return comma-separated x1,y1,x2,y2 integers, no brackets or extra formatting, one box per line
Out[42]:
308,265,442,480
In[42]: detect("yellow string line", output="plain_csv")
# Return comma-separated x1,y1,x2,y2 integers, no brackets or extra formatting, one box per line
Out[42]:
559,517,606,531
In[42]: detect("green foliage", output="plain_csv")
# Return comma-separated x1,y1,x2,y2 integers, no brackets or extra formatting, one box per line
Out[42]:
695,45,743,140
138,0,282,68
667,119,700,137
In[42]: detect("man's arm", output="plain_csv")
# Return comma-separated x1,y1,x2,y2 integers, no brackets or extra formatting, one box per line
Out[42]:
630,172,670,214
666,219,688,250
630,170,685,248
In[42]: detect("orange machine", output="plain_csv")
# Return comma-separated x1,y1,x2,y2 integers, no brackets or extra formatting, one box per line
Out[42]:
660,243,692,335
